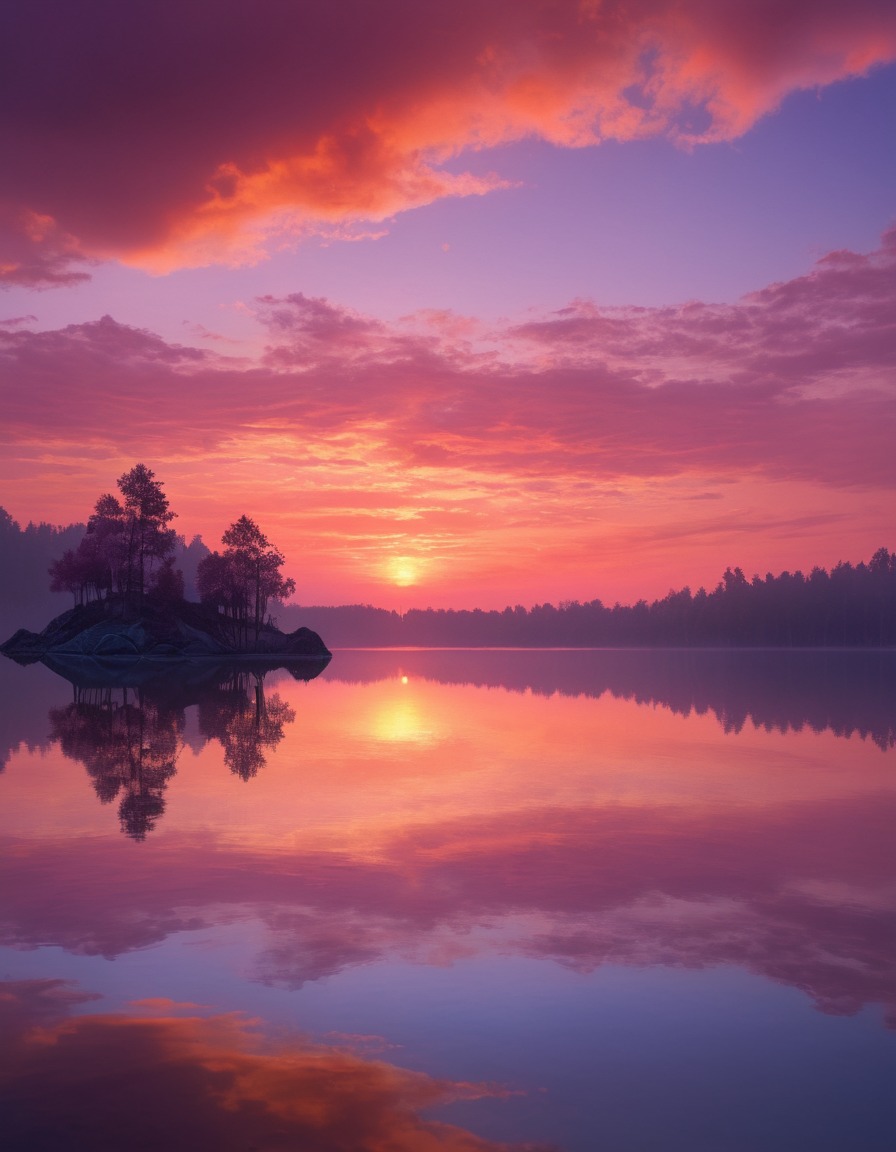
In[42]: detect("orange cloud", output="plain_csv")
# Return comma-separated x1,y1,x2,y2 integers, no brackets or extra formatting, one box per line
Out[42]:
1,1,895,275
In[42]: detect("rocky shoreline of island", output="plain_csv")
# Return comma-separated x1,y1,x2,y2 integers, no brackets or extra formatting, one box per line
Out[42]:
0,597,330,663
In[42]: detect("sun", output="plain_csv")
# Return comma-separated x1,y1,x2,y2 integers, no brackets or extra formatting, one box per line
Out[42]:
388,556,419,587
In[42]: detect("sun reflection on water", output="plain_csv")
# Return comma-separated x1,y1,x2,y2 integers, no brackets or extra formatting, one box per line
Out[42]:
371,680,439,745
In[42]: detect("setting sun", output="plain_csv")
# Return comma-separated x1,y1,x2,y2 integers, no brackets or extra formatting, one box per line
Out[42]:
388,556,419,587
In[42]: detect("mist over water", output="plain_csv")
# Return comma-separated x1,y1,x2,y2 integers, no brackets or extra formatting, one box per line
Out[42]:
1,650,894,1150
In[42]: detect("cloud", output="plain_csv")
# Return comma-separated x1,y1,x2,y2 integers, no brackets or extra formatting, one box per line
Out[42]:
508,224,896,390
0,231,891,603
1,1,895,276
1,232,893,492
0,981,540,1152
0,208,91,289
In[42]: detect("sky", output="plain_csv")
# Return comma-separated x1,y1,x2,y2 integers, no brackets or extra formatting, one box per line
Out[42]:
1,0,894,610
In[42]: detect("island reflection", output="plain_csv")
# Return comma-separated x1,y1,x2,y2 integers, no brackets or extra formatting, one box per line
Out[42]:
43,657,321,837
50,688,179,840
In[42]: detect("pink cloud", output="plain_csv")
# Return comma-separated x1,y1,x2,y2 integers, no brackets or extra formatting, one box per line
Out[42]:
1,1,895,277
0,208,91,289
1,232,893,492
509,225,896,383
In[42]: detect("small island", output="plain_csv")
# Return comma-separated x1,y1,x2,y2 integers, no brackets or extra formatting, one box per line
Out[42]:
0,464,330,664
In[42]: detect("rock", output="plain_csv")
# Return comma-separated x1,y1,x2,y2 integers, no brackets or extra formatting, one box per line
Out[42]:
94,632,141,655
1,597,331,662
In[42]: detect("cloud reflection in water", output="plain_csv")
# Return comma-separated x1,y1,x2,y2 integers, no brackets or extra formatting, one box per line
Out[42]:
0,980,545,1152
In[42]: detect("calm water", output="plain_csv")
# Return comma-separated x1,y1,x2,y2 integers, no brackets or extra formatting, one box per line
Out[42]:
1,649,894,1151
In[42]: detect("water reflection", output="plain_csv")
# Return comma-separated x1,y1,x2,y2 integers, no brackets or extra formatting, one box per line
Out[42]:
37,657,322,836
1,649,894,1150
50,688,181,840
197,671,295,782
0,979,532,1152
328,648,896,748
3,756,894,1021
2,649,894,772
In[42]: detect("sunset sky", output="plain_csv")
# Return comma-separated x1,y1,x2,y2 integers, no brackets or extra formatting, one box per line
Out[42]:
1,1,894,609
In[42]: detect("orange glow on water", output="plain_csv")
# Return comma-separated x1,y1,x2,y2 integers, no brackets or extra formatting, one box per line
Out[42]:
5,666,891,851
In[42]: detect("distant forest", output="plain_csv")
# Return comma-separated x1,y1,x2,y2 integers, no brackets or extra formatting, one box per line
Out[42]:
274,552,896,648
1,505,893,646
0,506,210,635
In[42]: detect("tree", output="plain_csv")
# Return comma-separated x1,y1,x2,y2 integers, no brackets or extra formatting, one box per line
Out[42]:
49,549,88,606
197,516,295,647
86,492,127,597
151,557,185,605
43,466,183,609
46,495,122,606
116,464,177,603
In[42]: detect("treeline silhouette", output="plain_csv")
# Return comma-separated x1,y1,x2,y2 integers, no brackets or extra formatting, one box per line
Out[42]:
0,507,84,632
2,497,893,648
0,503,209,635
279,549,896,647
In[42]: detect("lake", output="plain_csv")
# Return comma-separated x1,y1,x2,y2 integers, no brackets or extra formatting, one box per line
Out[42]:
1,649,894,1151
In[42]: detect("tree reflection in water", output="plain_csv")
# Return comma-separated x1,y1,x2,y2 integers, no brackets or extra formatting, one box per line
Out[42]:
49,687,182,840
198,671,295,781
47,666,300,836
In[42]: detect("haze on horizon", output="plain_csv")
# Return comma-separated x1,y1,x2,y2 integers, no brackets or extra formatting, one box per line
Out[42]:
1,1,894,611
